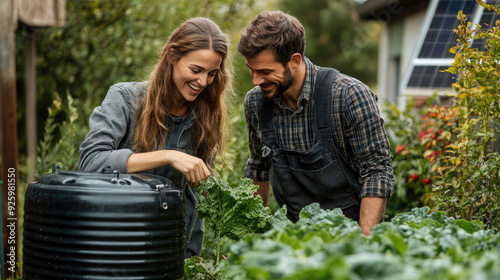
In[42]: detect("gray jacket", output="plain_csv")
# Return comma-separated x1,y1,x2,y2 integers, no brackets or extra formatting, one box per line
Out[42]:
79,82,146,173
79,81,204,257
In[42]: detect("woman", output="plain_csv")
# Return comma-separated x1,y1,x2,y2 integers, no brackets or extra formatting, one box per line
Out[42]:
78,17,232,257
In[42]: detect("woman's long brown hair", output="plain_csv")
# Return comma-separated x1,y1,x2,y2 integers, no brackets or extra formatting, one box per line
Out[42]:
132,17,231,168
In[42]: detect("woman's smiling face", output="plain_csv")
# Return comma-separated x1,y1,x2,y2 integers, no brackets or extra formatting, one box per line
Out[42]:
172,48,222,103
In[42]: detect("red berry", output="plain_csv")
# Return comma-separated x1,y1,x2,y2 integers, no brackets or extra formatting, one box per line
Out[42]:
428,150,440,159
422,178,431,185
407,173,418,183
419,130,426,140
396,145,406,154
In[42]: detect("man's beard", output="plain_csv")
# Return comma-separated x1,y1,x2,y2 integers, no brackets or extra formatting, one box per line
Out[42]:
261,66,294,99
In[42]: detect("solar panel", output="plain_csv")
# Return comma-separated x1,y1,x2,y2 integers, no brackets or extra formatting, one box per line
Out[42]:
418,1,475,59
407,65,454,88
400,0,500,94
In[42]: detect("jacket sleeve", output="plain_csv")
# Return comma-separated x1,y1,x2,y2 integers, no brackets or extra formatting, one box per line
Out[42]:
78,83,136,173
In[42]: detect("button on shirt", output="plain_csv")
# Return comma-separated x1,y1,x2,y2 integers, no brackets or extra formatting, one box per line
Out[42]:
244,57,394,198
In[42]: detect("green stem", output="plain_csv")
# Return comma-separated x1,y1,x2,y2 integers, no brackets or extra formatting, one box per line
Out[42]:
481,116,489,158
215,230,221,265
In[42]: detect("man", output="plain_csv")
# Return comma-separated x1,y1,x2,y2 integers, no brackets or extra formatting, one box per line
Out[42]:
238,11,394,235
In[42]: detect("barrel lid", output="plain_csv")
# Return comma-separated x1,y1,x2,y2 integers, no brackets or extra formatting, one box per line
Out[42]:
35,171,179,191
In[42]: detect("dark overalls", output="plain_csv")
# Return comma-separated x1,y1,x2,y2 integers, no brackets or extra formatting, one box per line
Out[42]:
258,67,362,222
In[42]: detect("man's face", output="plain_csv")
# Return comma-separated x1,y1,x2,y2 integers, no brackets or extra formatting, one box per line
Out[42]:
245,50,294,99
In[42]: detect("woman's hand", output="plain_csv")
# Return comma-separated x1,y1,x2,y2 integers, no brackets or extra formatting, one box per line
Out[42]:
164,150,211,187
126,150,211,187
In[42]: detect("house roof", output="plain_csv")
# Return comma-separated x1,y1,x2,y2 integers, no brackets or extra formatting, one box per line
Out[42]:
357,0,430,21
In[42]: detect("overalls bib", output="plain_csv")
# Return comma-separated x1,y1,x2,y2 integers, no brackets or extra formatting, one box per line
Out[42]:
259,67,362,222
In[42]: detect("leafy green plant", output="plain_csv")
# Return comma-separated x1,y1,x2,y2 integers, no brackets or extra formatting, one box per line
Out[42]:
186,177,274,279
184,255,220,280
35,92,84,178
433,1,500,231
197,177,273,263
220,205,500,280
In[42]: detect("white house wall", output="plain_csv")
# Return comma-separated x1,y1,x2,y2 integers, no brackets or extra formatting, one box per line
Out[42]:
400,10,426,85
377,9,426,108
377,27,389,103
398,9,426,108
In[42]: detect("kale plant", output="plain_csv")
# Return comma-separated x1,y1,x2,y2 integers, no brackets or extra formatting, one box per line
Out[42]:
197,176,273,263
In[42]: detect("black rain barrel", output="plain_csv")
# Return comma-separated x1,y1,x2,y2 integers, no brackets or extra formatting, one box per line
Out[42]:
22,170,186,280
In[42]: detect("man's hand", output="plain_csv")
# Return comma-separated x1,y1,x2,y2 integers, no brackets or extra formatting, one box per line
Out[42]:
252,180,271,206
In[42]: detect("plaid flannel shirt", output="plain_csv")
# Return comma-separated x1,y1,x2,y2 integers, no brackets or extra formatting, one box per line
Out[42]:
244,57,394,198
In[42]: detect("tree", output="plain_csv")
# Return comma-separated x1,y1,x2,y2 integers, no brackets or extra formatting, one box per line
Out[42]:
279,0,380,85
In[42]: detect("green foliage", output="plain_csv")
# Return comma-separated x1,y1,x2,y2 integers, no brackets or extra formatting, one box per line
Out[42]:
187,177,275,279
197,177,273,263
279,0,380,84
383,95,457,218
383,1,500,231
218,205,500,280
433,2,500,231
184,256,220,280
216,101,249,184
31,0,259,110
35,93,84,178
384,99,426,216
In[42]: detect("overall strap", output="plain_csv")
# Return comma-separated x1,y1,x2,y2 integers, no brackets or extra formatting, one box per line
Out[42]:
314,67,339,139
314,67,359,181
257,96,278,150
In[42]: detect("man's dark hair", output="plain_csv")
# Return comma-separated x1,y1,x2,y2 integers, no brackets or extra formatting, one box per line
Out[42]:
238,11,306,66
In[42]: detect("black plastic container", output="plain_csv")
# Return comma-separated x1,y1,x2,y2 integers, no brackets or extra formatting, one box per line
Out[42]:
22,170,185,280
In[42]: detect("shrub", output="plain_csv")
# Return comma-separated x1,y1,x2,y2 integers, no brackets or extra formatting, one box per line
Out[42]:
383,96,457,218
433,1,500,231
36,93,85,178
